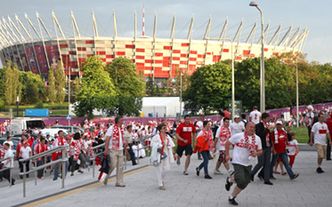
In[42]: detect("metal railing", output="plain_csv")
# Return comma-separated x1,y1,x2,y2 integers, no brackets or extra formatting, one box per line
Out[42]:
0,156,14,187
19,145,68,197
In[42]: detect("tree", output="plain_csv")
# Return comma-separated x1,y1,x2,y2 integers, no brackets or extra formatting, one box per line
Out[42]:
20,71,46,104
47,67,56,103
183,62,231,114
54,62,66,103
3,62,21,105
75,56,117,118
106,57,145,116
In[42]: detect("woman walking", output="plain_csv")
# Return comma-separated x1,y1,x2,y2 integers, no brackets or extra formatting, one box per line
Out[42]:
195,120,214,179
150,123,175,190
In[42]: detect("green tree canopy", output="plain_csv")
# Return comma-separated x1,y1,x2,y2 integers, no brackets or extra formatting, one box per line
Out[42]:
75,56,117,117
20,71,46,104
3,62,21,105
183,62,231,113
54,62,66,103
106,57,145,116
47,67,56,103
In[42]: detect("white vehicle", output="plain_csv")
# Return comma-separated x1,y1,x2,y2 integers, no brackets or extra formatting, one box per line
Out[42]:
40,128,69,140
9,118,46,135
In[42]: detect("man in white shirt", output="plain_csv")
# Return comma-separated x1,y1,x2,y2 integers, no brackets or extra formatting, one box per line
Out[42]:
224,122,262,206
249,106,261,125
230,115,245,135
104,117,125,187
19,141,32,178
310,112,331,173
1,143,15,185
3,136,14,149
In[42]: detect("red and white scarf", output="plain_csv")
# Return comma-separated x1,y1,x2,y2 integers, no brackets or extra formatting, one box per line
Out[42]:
111,125,125,150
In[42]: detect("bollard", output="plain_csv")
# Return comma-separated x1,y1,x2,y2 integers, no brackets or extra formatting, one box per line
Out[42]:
61,148,65,189
23,161,26,197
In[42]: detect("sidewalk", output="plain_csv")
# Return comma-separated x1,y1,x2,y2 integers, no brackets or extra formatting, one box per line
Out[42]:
0,158,150,207
7,151,332,207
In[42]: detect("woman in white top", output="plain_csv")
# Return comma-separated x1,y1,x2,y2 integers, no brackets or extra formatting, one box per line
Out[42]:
150,123,175,190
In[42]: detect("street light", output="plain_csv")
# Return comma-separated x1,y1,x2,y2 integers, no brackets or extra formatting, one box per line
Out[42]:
250,0,265,112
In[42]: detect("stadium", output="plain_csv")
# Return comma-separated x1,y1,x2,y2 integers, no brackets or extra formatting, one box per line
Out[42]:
0,11,308,80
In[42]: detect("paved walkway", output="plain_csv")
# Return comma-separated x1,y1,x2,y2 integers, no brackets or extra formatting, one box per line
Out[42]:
1,151,329,207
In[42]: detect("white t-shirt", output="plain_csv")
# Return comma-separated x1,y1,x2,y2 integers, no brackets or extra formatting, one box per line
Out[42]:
106,126,123,150
249,110,261,125
287,140,298,156
215,126,231,151
229,132,262,166
311,122,329,145
230,122,245,135
20,146,32,159
2,149,14,168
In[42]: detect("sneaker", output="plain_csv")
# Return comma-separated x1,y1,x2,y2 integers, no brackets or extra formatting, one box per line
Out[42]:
183,171,189,175
264,181,273,185
196,167,200,176
204,174,212,179
291,173,299,180
70,173,74,176
316,167,324,174
159,186,166,190
225,177,233,191
228,197,239,206
11,179,15,186
214,170,223,175
115,184,126,187
176,158,181,166
78,169,84,174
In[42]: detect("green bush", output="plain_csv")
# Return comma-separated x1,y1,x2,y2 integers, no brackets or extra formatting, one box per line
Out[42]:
34,101,44,108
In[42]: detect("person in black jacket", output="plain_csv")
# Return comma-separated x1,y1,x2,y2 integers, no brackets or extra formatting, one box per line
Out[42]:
250,112,274,185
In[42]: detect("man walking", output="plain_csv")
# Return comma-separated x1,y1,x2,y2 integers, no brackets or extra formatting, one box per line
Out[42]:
250,112,273,185
224,122,262,206
104,117,126,186
310,112,331,173
249,106,261,125
325,111,332,160
176,115,196,175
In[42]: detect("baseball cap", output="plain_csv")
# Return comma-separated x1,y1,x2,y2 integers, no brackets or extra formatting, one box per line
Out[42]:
276,120,283,125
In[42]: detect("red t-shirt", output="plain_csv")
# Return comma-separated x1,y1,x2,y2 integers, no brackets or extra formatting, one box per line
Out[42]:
326,117,332,137
176,123,196,147
273,130,287,154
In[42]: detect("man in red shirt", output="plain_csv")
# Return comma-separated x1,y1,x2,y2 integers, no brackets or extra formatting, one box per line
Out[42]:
325,112,332,160
269,121,299,180
176,115,196,175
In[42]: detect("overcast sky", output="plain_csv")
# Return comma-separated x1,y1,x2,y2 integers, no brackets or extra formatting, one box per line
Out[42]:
0,0,331,64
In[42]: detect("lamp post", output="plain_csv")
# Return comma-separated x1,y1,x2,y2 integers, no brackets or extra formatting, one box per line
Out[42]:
16,96,19,117
179,70,183,117
250,0,265,112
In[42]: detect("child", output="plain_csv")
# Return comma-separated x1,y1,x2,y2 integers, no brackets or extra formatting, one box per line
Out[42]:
287,132,299,168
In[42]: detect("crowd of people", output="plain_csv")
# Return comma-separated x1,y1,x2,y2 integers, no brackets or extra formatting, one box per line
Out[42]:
0,105,332,206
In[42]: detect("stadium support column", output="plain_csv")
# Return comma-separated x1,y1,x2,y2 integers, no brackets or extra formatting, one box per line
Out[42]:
203,18,211,65
52,11,66,72
25,14,43,75
36,13,52,72
9,16,32,72
186,17,194,75
169,16,176,79
71,11,81,78
218,18,228,59
92,11,99,56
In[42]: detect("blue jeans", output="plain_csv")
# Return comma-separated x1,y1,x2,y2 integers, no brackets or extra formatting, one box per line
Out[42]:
270,152,295,178
198,151,209,175
53,161,68,180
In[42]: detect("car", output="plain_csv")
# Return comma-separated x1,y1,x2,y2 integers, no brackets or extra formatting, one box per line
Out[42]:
40,128,69,141
51,125,84,135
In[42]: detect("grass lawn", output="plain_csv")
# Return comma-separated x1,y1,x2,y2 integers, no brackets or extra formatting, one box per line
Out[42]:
291,126,309,144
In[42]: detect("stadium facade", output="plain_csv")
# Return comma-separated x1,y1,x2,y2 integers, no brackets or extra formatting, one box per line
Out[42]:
0,12,308,80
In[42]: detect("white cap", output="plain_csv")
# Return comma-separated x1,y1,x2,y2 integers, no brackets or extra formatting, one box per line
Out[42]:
234,115,240,118
276,120,283,125
307,105,314,110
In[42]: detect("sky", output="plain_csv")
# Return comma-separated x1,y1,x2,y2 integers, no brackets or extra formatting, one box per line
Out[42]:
0,0,331,64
